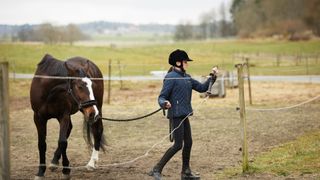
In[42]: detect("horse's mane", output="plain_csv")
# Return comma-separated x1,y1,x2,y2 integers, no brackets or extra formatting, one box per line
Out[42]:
36,54,68,77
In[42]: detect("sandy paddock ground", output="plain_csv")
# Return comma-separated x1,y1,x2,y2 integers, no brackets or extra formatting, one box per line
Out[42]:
9,80,320,179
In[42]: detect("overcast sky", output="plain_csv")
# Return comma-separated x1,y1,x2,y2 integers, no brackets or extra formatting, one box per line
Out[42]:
0,0,232,25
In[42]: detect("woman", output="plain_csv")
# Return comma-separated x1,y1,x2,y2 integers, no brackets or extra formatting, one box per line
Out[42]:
149,49,217,180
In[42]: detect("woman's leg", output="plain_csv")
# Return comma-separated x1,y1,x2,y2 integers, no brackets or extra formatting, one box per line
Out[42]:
154,118,185,173
182,118,192,171
181,119,200,179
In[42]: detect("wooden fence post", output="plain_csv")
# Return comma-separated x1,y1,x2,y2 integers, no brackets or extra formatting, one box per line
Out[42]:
245,58,253,105
235,63,249,172
117,60,123,90
0,62,10,180
107,59,112,104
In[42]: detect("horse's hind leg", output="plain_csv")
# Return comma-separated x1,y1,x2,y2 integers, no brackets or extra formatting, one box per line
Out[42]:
34,113,48,179
57,115,72,179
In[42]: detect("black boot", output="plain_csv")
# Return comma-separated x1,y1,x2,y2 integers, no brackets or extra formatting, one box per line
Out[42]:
181,168,200,180
148,166,162,180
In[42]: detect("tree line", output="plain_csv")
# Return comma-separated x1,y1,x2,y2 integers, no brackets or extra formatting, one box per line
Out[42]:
8,0,320,42
174,2,235,41
231,0,320,39
174,0,320,40
14,23,88,45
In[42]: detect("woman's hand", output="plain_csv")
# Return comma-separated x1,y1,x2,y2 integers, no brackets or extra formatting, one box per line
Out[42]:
212,66,219,75
164,100,172,109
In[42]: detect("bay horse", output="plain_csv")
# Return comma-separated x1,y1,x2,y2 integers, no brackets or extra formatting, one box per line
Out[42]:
30,54,106,179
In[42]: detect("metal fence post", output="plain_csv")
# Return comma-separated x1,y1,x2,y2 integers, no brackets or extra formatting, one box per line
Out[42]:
235,63,249,172
0,62,10,180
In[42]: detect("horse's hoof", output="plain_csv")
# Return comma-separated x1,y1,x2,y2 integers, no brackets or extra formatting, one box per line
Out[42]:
86,164,95,171
34,176,45,180
62,174,71,180
49,163,59,172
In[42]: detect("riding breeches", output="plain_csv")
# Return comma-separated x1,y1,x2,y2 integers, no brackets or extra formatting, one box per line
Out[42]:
155,117,193,173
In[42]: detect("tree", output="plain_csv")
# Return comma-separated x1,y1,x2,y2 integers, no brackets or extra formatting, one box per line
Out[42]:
38,23,61,44
199,8,219,39
303,0,320,36
65,24,86,45
174,23,194,41
219,2,228,37
17,25,38,42
230,0,320,38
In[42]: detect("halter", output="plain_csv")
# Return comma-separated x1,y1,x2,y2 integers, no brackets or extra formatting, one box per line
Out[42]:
67,78,97,110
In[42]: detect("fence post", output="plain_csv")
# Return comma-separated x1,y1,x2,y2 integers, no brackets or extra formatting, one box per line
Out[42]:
235,63,249,172
0,62,10,180
245,58,253,105
107,59,112,104
117,60,123,90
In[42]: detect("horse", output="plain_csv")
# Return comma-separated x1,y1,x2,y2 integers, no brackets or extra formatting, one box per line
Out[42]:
30,54,106,179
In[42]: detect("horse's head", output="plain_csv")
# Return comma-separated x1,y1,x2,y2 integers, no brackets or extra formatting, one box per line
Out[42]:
65,61,100,124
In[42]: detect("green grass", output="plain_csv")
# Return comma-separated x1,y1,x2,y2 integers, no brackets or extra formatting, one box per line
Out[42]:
0,40,320,75
218,130,320,178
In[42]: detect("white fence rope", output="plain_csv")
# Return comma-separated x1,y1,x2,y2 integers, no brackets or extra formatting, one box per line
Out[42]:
9,73,320,83
247,94,320,111
22,74,233,81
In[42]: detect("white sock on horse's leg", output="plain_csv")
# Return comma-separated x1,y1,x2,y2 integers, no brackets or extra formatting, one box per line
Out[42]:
86,148,99,170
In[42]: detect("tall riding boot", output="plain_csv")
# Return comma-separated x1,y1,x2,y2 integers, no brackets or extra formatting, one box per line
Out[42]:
181,168,200,180
149,146,179,180
148,165,162,180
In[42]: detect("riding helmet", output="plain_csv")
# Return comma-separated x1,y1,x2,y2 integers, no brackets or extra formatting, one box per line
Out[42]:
168,49,193,66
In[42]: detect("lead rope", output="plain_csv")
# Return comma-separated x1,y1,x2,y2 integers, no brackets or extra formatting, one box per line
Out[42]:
100,108,163,122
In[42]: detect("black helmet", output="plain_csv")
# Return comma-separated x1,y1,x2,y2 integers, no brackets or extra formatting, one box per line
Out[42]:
168,49,193,66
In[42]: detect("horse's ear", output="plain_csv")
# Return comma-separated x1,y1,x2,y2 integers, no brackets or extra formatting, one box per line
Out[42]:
84,60,90,74
65,62,76,76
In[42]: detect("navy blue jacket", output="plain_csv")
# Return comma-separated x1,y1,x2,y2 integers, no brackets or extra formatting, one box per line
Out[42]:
158,68,215,119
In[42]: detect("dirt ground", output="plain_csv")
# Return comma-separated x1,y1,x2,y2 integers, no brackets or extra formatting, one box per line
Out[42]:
9,80,320,180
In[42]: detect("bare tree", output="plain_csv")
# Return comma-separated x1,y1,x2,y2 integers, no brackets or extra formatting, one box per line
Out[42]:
65,24,86,45
38,23,61,44
174,22,194,41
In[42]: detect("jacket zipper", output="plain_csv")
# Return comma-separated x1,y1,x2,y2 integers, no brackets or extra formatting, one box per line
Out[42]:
176,100,179,115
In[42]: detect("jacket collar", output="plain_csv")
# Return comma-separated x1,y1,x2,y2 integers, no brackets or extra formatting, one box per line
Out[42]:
173,67,186,77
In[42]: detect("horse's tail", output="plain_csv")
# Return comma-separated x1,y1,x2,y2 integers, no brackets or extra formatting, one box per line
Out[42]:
83,118,107,152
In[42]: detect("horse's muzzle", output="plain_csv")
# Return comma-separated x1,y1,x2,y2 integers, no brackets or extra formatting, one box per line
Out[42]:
85,112,100,124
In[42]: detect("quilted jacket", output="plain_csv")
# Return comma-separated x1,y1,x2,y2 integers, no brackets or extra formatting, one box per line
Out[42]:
158,68,216,119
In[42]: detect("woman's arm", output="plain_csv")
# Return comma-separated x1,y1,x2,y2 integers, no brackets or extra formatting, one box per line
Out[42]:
158,79,175,108
191,76,216,93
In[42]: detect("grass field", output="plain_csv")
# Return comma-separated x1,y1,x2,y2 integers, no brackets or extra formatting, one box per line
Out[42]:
1,40,320,75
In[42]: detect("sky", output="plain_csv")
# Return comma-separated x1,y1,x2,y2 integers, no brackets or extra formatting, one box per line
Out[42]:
0,0,232,25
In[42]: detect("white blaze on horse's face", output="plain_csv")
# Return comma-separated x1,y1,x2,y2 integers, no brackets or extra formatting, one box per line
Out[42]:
82,77,99,118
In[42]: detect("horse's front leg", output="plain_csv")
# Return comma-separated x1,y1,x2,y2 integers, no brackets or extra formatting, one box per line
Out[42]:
86,119,104,170
34,113,48,180
58,115,72,179
50,121,73,172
